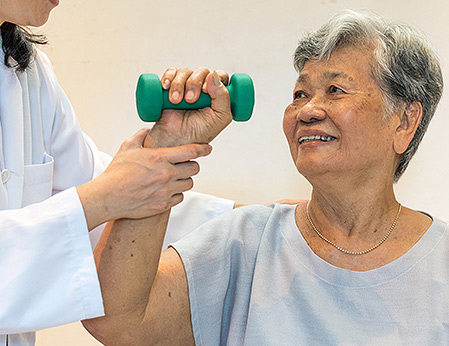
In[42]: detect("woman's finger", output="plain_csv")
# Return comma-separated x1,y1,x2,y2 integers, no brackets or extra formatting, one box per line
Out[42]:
185,67,210,103
161,67,177,90
206,71,232,124
215,70,230,86
202,70,230,92
169,67,193,104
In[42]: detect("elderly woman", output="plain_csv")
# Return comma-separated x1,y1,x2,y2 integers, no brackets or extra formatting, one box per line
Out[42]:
0,0,239,344
83,11,446,345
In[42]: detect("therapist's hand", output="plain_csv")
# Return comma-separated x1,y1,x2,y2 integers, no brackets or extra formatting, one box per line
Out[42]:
77,128,212,230
149,67,233,148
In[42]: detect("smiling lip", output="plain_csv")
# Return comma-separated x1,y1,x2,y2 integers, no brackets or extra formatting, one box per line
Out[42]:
297,131,337,145
49,0,59,6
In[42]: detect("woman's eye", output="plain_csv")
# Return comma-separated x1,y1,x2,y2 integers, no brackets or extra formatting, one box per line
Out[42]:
329,85,344,93
294,90,306,99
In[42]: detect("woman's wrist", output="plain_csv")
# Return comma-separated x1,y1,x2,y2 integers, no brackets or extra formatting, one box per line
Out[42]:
147,125,188,148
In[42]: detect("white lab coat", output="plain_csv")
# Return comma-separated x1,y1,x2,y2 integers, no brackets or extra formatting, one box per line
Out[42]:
0,47,234,346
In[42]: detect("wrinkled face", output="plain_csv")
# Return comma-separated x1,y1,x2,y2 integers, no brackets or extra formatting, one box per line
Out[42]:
0,0,59,27
283,46,399,183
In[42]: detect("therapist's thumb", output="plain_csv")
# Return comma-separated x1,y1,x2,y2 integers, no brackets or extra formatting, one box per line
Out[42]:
122,128,150,149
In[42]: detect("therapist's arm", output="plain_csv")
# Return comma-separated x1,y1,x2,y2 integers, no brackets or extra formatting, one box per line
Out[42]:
76,129,209,231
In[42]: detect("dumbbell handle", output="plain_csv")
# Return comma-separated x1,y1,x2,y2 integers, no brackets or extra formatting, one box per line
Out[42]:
136,73,254,122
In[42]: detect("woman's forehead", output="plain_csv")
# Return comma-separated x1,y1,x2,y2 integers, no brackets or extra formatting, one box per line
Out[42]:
297,47,376,85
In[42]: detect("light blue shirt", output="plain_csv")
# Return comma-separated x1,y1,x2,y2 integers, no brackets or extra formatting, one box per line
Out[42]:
173,203,449,345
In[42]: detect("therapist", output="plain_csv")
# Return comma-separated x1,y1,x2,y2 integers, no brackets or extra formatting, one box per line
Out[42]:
0,1,235,345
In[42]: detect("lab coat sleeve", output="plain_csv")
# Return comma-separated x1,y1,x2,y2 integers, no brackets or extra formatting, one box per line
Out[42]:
0,187,104,334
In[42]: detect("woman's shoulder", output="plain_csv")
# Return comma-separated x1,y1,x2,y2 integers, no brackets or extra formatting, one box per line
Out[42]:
230,201,299,221
172,202,300,265
203,202,300,241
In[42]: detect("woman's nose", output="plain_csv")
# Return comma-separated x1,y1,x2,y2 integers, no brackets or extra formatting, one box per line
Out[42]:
296,96,327,123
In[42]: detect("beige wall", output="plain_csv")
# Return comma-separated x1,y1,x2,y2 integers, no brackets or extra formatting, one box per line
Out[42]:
36,0,449,344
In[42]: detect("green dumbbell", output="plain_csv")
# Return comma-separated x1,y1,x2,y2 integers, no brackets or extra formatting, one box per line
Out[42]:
136,73,255,122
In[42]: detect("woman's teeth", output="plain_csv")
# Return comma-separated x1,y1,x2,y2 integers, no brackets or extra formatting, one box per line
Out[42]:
299,135,335,144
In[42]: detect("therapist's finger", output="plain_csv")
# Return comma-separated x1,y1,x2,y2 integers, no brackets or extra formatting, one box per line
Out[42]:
174,161,201,180
173,177,195,193
169,193,185,208
120,128,150,150
163,143,212,164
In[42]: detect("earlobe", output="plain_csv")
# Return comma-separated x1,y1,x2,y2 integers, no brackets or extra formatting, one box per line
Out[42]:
393,102,423,154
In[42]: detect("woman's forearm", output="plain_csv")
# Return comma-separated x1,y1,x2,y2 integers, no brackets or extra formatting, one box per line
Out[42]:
82,133,210,344
88,211,170,336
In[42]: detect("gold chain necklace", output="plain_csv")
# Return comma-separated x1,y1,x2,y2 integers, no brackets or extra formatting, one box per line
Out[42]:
306,201,402,255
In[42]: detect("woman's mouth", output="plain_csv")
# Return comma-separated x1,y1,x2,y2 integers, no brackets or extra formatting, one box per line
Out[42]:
298,135,336,145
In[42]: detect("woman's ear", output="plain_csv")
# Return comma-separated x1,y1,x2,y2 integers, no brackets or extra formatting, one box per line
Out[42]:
393,101,423,154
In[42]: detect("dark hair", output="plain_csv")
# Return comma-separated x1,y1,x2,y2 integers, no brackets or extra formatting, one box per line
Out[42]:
294,10,443,182
0,22,47,72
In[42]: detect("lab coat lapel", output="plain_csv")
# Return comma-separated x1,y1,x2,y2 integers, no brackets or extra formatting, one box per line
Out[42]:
0,120,8,210
0,62,25,209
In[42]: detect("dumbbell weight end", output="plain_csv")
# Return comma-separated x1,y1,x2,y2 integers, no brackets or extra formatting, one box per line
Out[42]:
136,73,254,122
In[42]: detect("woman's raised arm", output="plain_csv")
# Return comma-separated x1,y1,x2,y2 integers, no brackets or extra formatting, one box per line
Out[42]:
82,69,233,345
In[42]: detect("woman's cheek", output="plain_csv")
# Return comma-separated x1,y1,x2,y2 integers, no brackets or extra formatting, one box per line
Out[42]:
283,105,297,140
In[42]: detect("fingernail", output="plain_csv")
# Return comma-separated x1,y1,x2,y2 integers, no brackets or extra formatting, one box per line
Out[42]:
172,91,180,101
186,90,194,100
162,79,170,89
213,71,222,87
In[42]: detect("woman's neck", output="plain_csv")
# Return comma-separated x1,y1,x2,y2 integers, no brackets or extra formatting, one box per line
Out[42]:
307,171,398,239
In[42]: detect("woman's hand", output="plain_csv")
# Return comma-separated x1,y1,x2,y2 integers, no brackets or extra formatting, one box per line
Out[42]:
77,128,212,230
149,67,233,147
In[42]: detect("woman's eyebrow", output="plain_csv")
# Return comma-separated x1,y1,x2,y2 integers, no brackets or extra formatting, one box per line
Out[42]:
296,74,309,84
296,71,353,84
323,71,351,81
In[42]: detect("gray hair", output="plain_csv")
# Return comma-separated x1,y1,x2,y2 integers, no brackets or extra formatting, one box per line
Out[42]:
294,10,443,182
